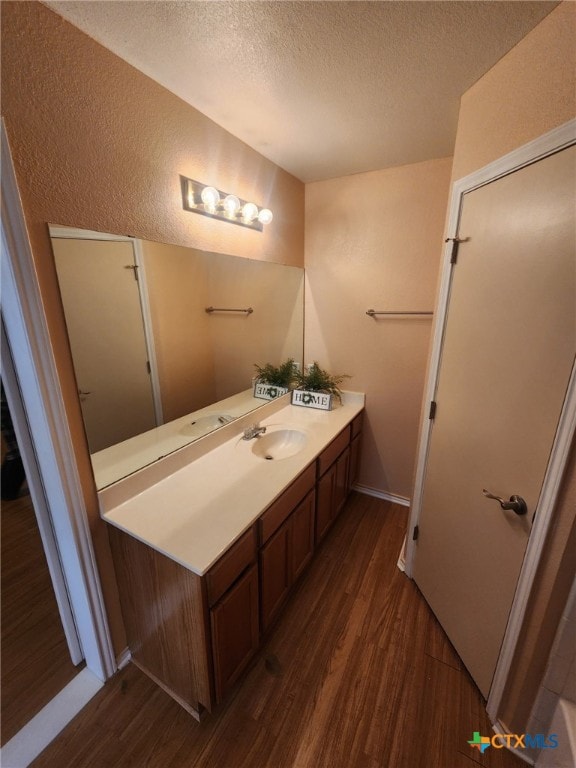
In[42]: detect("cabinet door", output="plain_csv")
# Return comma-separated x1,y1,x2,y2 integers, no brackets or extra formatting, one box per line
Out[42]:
291,490,315,582
334,446,351,514
316,463,336,543
349,433,362,491
260,523,291,632
211,564,259,703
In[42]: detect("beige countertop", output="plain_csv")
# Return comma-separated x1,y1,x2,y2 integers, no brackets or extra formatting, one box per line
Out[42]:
91,389,267,490
102,392,364,576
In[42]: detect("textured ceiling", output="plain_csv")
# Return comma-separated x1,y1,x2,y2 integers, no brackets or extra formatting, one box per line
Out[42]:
45,1,559,182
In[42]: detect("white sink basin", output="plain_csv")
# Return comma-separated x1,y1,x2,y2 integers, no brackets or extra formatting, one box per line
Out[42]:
251,428,307,460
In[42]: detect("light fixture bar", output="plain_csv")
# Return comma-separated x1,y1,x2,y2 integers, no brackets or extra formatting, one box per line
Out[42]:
180,176,273,232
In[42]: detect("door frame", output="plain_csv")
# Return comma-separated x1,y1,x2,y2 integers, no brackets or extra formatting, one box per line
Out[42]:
48,225,164,428
1,320,84,665
1,122,116,681
405,118,576,719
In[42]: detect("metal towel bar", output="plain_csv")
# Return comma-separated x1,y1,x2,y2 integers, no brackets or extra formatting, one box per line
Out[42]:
366,309,433,317
205,306,253,314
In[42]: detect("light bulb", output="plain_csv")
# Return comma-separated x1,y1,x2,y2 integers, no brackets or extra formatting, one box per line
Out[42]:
242,202,258,222
258,208,273,225
201,186,220,210
223,194,241,217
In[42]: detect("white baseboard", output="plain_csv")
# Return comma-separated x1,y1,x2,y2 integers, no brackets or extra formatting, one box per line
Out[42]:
353,484,411,507
0,668,103,768
116,647,132,670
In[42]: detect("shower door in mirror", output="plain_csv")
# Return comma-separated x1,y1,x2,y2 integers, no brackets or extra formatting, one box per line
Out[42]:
52,236,158,453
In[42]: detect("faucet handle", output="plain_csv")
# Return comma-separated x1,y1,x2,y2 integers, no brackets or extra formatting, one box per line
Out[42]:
242,423,266,439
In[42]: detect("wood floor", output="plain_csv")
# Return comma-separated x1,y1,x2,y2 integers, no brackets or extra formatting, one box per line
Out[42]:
30,494,523,768
1,491,81,745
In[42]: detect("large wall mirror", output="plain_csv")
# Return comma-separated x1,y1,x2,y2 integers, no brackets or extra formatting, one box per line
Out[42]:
49,226,304,489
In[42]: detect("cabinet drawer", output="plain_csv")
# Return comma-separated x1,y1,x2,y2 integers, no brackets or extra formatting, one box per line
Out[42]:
317,427,350,477
351,411,363,439
206,527,256,607
259,463,316,544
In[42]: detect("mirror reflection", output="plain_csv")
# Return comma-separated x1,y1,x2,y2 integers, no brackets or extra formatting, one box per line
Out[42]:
49,226,304,489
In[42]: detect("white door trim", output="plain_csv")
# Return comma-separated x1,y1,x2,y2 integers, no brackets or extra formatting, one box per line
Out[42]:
405,118,576,719
48,226,163,426
47,226,135,242
1,321,83,665
132,238,163,426
1,122,116,681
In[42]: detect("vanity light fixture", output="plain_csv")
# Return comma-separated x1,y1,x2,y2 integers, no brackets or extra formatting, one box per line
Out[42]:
180,176,273,232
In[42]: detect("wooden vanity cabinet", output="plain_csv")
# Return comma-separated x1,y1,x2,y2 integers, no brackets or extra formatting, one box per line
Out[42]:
316,427,352,543
260,523,291,632
108,526,213,719
348,412,363,491
290,490,316,581
259,465,316,632
107,408,364,716
210,564,259,703
206,527,259,703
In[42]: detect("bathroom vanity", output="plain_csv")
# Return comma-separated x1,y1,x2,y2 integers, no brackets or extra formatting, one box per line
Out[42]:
101,392,364,719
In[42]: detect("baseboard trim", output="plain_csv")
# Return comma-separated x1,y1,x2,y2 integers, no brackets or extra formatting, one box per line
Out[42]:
116,647,132,670
0,668,103,768
353,484,411,507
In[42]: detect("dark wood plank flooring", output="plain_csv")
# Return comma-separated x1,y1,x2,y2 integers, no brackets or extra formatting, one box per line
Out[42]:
30,494,523,767
1,491,81,744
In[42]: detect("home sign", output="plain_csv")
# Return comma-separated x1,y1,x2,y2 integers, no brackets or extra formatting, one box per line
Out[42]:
291,389,333,411
253,383,289,401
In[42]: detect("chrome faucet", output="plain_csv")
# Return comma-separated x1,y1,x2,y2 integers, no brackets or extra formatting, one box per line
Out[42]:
242,423,267,440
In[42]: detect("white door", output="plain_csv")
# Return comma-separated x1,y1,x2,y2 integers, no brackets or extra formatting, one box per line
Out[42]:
413,145,575,697
52,237,157,453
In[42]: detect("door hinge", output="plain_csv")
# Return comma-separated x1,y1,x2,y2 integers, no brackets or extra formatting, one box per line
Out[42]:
429,400,437,420
412,525,419,541
445,236,466,264
124,264,139,281
146,360,151,374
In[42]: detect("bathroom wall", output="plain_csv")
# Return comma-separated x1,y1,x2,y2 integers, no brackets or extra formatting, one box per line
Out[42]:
446,0,576,733
1,1,304,654
206,255,304,402
305,157,453,499
141,242,216,422
143,241,305,418
451,0,575,182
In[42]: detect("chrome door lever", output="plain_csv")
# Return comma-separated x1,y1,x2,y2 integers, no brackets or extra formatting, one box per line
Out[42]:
483,489,527,516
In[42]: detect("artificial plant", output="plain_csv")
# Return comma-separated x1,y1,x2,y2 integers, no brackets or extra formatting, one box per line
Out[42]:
254,358,297,389
293,362,350,403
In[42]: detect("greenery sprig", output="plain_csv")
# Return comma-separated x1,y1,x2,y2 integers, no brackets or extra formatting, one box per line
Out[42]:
294,362,350,403
254,358,297,388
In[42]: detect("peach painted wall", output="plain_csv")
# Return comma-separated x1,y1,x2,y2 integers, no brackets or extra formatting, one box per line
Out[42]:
451,0,576,182
447,1,575,732
1,1,304,654
141,242,216,422
207,255,304,401
305,157,453,499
